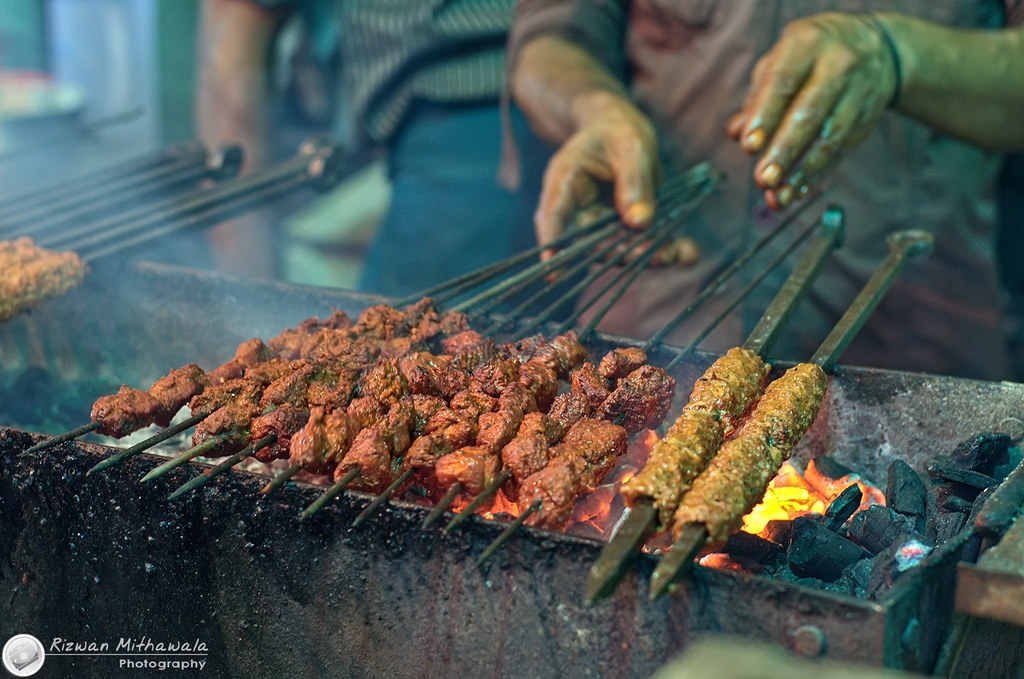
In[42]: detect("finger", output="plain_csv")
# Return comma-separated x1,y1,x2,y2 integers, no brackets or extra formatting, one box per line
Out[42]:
736,39,816,157
753,62,845,190
608,135,660,230
649,237,701,267
534,158,599,260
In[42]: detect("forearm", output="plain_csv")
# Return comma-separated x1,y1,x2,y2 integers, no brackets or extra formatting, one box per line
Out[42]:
880,13,1024,150
195,0,281,172
511,34,643,144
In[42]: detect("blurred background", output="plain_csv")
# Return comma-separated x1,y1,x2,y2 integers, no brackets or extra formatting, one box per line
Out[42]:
0,0,385,289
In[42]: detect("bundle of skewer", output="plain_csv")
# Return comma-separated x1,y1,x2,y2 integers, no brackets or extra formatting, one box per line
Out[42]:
0,138,344,322
20,162,906,573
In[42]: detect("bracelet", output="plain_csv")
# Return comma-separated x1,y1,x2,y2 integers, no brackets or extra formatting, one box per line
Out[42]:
867,13,903,108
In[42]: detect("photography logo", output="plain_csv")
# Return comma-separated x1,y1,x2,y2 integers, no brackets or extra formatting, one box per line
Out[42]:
2,635,44,677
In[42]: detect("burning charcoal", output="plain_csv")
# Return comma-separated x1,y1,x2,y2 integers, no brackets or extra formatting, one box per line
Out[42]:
945,432,1011,476
813,456,856,480
927,460,997,491
787,517,870,582
721,531,784,566
763,519,793,548
886,459,926,530
822,483,862,533
841,557,875,598
865,536,934,599
937,490,974,515
973,458,1024,539
847,505,916,555
929,512,967,544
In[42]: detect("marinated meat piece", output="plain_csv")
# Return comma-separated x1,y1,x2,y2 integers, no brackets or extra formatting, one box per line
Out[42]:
596,364,676,434
529,331,587,378
259,362,318,409
470,356,521,397
288,406,360,475
305,366,359,410
597,347,648,382
547,389,592,434
514,334,549,361
346,395,387,429
500,412,564,500
0,237,89,322
250,404,311,463
435,445,500,496
90,385,164,438
571,362,611,409
402,410,478,471
518,359,558,411
353,303,409,339
147,364,208,426
449,390,496,418
411,394,447,435
441,329,485,356
518,418,628,529
450,337,499,373
437,309,471,336
621,346,770,528
398,352,465,399
206,338,276,385
336,427,393,493
381,397,416,456
477,382,538,453
358,357,410,405
188,378,263,418
190,400,262,456
671,362,829,545
235,359,293,387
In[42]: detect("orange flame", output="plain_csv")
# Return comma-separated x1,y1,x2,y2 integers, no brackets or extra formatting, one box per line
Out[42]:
740,459,885,537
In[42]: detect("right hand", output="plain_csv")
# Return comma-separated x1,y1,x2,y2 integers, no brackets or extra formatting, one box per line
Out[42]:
534,91,664,261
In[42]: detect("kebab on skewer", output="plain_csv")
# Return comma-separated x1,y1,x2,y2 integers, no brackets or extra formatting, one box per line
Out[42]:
584,210,846,602
0,237,90,323
647,229,934,600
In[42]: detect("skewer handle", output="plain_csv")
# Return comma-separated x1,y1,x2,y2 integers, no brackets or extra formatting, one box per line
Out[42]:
585,499,658,605
741,206,845,357
810,229,933,372
648,522,710,601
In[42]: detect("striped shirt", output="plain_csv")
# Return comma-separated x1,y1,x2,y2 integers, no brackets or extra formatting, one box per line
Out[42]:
265,0,514,146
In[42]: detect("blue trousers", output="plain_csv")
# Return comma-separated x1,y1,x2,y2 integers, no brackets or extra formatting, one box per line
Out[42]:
357,101,550,299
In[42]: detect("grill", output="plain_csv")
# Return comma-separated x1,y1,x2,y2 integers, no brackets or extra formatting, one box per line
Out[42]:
2,256,1023,678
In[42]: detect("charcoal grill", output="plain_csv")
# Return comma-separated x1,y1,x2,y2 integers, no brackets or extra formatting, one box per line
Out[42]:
1,261,1022,678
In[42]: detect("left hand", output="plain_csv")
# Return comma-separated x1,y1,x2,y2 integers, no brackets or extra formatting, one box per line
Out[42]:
727,12,899,209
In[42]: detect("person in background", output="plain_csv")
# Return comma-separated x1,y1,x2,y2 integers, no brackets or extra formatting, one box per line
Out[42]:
196,0,551,297
506,1,1024,381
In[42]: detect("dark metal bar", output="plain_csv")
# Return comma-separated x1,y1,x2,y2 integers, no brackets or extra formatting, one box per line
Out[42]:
86,412,207,475
166,433,277,500
477,499,542,565
298,468,361,521
443,469,513,533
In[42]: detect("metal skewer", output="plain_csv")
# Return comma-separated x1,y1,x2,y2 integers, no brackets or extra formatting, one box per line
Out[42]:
139,438,224,483
352,468,415,527
421,483,463,530
85,412,207,475
19,421,102,456
298,468,361,521
167,434,277,500
443,469,513,533
261,464,303,495
585,206,846,604
647,228,934,601
477,499,542,566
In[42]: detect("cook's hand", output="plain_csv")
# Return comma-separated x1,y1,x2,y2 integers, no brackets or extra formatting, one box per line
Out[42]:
535,92,663,260
727,12,900,209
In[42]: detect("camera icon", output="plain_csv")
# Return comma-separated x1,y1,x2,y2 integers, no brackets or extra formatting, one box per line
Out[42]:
2,635,44,676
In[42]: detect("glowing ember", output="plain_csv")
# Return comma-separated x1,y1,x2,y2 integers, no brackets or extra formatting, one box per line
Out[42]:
741,459,885,537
